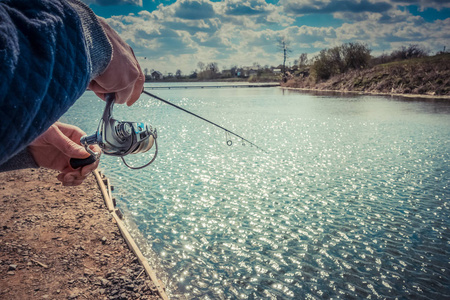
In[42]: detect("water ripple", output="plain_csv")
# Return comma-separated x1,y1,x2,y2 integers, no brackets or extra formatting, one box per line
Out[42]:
64,89,450,299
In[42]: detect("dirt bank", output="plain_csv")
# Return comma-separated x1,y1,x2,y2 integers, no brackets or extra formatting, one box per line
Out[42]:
0,168,162,300
283,53,450,98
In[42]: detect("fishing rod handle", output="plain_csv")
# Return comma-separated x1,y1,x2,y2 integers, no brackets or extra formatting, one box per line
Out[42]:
70,93,115,169
69,155,97,169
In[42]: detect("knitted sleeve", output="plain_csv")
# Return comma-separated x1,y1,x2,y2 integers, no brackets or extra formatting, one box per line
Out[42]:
0,0,112,169
66,0,112,79
0,149,39,172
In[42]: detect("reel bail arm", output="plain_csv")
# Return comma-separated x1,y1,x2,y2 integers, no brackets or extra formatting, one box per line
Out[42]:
70,93,158,169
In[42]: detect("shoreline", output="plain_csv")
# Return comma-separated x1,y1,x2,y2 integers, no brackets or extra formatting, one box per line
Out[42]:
0,168,165,299
281,86,450,100
145,78,449,100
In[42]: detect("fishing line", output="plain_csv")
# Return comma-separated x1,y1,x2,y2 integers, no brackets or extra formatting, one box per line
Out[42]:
142,90,268,153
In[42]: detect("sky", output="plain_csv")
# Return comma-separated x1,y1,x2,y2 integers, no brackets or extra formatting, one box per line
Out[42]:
82,0,450,75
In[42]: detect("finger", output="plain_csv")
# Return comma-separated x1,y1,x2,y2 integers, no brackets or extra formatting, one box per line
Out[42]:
55,123,87,143
115,86,134,105
80,159,99,177
61,172,87,186
127,49,145,106
127,72,145,107
88,80,108,96
71,179,85,186
60,173,75,186
57,172,66,182
90,144,102,153
115,64,142,104
46,126,90,159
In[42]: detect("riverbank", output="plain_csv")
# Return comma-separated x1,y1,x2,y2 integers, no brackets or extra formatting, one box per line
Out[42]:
282,53,450,99
0,168,163,300
282,86,450,100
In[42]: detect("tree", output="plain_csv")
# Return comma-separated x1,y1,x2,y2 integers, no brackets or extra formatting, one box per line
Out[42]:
197,62,220,80
143,68,150,81
329,46,345,73
176,69,182,78
311,48,336,81
390,44,428,61
310,43,372,82
207,62,219,73
230,65,238,77
342,42,371,70
197,61,205,71
298,53,308,70
277,36,292,82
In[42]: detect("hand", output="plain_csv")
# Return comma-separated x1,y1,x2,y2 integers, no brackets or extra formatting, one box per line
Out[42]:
28,122,101,186
88,18,144,106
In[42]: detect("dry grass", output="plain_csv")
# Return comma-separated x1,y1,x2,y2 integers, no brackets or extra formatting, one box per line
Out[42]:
283,53,450,96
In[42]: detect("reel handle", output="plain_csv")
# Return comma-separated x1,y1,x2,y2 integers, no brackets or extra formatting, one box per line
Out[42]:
69,93,115,169
70,142,100,169
69,155,97,169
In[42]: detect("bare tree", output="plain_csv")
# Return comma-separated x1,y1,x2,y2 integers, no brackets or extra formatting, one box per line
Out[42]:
207,62,219,73
310,43,372,81
342,43,371,70
390,44,428,60
298,53,308,69
277,36,292,82
197,61,205,71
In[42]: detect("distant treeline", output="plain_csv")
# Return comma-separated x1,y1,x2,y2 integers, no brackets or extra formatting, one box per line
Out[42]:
295,43,437,82
284,44,450,96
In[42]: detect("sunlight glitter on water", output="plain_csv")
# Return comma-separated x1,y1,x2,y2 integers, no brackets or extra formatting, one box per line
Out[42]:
63,87,450,299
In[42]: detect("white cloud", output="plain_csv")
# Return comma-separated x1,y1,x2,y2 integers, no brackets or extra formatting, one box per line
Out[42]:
101,0,450,74
173,0,215,20
81,0,142,6
391,0,450,11
279,0,393,15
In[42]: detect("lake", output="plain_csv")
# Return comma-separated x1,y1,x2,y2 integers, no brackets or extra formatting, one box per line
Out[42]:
62,84,450,299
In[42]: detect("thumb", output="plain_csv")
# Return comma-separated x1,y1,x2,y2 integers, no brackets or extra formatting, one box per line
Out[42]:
46,125,90,159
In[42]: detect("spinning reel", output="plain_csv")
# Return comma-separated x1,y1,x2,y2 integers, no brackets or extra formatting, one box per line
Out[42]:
70,93,158,170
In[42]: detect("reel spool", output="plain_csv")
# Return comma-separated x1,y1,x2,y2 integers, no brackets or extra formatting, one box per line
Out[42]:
70,93,158,170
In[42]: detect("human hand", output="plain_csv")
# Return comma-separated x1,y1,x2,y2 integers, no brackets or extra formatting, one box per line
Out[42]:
88,18,144,106
28,122,101,186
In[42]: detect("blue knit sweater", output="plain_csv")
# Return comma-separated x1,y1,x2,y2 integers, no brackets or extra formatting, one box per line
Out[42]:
0,0,111,168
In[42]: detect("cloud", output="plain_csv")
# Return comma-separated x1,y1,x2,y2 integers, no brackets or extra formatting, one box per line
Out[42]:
99,0,450,73
280,0,392,15
164,19,220,35
173,0,215,19
81,0,142,6
391,0,450,10
333,7,424,24
215,0,291,29
224,0,270,16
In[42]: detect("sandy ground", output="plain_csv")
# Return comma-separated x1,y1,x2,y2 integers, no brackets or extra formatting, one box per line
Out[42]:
0,168,162,300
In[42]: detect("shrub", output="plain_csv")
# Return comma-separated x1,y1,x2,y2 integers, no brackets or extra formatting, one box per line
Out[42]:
390,44,428,61
310,42,371,82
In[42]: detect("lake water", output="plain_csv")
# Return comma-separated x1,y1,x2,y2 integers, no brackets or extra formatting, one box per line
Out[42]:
62,84,450,299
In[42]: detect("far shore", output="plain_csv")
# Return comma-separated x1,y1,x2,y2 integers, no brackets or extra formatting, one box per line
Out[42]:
146,79,450,100
282,86,450,100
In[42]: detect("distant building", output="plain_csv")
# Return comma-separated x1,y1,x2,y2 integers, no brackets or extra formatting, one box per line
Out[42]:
272,68,282,74
221,69,233,77
151,71,163,80
248,69,258,77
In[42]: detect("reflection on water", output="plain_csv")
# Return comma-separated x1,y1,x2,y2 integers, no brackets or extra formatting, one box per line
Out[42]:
63,86,450,299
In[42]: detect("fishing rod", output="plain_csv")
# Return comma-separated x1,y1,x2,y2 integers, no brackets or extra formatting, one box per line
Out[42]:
70,91,267,170
142,90,267,153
